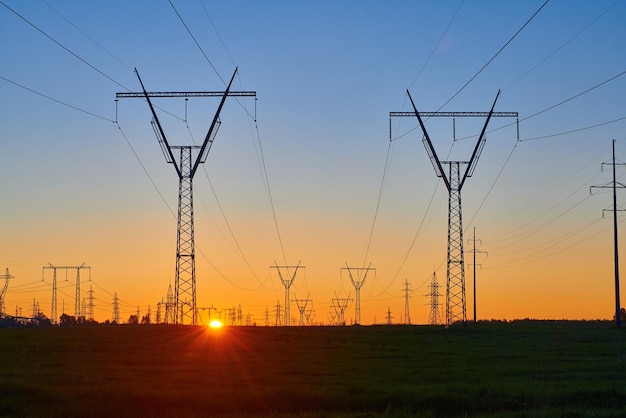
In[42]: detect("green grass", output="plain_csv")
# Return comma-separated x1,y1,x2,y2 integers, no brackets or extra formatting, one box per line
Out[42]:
0,321,625,417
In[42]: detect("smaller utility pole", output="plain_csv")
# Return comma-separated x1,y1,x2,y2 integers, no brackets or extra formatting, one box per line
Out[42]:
591,139,626,327
467,227,487,323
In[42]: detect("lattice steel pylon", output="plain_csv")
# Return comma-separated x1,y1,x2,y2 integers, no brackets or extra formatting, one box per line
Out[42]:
426,271,442,325
0,268,13,314
341,263,374,325
271,262,303,326
117,68,255,325
391,90,517,326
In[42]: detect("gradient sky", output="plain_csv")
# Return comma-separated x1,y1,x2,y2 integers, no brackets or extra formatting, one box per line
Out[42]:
1,0,626,324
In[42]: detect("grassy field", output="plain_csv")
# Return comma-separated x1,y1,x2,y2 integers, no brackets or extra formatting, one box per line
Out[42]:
0,321,624,417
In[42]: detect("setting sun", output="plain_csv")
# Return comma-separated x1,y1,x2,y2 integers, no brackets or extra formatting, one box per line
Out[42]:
209,319,223,329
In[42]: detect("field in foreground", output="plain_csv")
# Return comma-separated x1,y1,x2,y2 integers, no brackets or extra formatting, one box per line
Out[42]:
0,321,625,417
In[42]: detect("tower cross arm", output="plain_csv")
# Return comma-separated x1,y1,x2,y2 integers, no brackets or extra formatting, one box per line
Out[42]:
389,111,518,118
116,91,256,98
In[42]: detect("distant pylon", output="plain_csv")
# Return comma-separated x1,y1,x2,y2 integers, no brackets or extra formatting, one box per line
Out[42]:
0,268,13,314
42,263,90,325
274,300,282,326
293,293,311,326
271,262,303,326
342,263,374,325
385,307,393,325
331,292,352,325
401,279,413,324
87,285,95,321
112,292,120,324
426,271,442,325
165,283,175,324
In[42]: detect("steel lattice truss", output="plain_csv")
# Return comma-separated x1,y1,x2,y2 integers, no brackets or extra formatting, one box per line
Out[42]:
175,147,196,325
445,162,466,324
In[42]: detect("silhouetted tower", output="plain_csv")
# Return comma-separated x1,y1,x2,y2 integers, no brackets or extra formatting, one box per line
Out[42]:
117,69,255,325
31,298,39,318
112,292,120,324
42,263,90,325
591,139,626,328
305,308,314,325
385,307,393,325
0,268,13,314
264,307,270,326
331,292,352,325
271,262,303,326
165,284,175,324
87,285,95,321
401,279,413,324
342,264,374,325
156,300,163,324
426,271,442,325
274,300,282,326
391,91,517,325
293,293,311,326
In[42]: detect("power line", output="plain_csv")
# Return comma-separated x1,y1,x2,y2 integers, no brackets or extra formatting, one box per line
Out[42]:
0,75,115,122
435,0,550,111
520,115,626,142
408,0,465,90
200,0,237,68
168,0,225,86
1,0,128,90
40,0,133,71
503,0,622,92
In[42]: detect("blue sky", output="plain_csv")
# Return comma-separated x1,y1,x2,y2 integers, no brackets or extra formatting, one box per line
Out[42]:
1,1,626,323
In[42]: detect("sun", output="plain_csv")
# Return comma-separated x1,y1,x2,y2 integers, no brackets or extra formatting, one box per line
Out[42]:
209,319,223,329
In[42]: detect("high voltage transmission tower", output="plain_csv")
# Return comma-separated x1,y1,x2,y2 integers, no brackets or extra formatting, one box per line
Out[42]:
117,68,256,325
331,292,352,325
401,279,413,324
293,293,312,326
341,264,374,325
42,263,90,324
391,90,517,326
112,292,120,324
0,268,13,314
87,285,95,321
385,307,394,325
271,262,303,326
426,271,442,325
467,227,487,323
591,139,625,328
